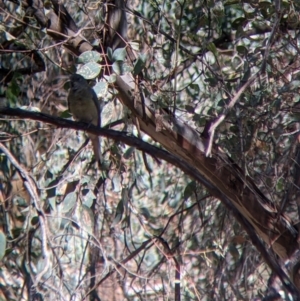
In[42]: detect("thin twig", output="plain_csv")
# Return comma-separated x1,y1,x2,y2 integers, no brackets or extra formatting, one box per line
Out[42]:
205,72,259,157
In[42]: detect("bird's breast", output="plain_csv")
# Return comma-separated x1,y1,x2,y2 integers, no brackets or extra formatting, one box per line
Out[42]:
69,92,99,126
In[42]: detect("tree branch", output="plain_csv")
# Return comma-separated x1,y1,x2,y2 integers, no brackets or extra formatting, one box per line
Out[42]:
0,107,299,295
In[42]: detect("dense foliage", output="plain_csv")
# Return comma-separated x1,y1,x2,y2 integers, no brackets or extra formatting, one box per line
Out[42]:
1,0,300,300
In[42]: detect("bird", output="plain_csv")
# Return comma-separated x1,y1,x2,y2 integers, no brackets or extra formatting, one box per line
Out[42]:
68,74,102,168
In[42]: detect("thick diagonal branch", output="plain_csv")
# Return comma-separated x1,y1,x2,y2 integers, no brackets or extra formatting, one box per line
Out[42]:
114,75,299,261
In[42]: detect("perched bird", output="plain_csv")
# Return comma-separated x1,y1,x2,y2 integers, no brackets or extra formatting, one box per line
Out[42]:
68,74,102,168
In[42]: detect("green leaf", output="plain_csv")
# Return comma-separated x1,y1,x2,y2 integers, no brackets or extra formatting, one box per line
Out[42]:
259,0,272,8
232,17,246,29
192,113,204,125
112,61,125,75
6,76,21,103
12,228,22,238
77,62,101,79
276,178,284,192
123,147,135,159
112,47,126,62
111,199,124,227
184,181,196,199
107,47,113,61
140,207,150,219
31,216,39,226
236,45,248,55
46,179,58,198
204,77,218,87
207,42,218,57
60,110,72,118
189,83,200,94
185,105,194,113
0,232,6,260
133,54,147,76
78,51,102,64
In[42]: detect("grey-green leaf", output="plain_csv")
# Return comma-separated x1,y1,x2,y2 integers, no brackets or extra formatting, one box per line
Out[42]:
78,51,102,64
107,47,113,61
0,232,6,260
93,81,108,98
112,61,124,75
77,62,101,79
112,48,126,62
105,74,117,83
61,191,77,213
123,147,135,159
111,199,124,227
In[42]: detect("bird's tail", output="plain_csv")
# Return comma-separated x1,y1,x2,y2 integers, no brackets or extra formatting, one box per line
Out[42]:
89,134,102,169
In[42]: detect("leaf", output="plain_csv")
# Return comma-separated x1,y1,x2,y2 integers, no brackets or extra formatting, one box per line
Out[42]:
93,81,108,98
123,147,135,159
31,216,39,226
111,199,124,227
107,47,113,61
46,179,59,198
78,51,102,64
129,41,139,51
60,110,72,118
6,76,21,103
121,215,130,229
0,231,6,260
204,77,218,87
4,30,16,41
185,105,194,113
112,47,126,62
82,189,96,208
207,42,218,57
112,61,125,75
77,62,101,79
12,228,22,238
258,0,272,8
105,74,117,83
184,181,196,199
140,207,150,219
232,17,246,29
61,191,77,213
276,178,284,192
236,45,248,55
133,54,148,76
188,83,200,94
48,197,56,211
123,64,133,73
192,113,204,125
